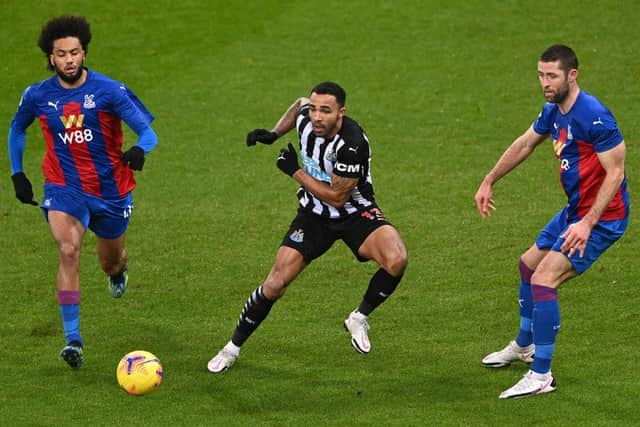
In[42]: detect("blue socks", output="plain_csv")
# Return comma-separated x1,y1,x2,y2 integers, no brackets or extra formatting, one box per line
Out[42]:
515,259,534,347
57,290,82,346
531,284,560,375
514,260,560,375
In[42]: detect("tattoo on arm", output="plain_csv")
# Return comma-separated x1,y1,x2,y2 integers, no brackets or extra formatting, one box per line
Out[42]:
273,97,310,136
331,175,359,200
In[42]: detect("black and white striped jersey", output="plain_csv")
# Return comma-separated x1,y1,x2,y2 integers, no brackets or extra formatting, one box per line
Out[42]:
294,105,376,219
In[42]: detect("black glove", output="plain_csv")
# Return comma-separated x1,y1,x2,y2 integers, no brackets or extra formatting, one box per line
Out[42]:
121,146,145,170
276,143,301,177
247,129,278,146
11,172,38,205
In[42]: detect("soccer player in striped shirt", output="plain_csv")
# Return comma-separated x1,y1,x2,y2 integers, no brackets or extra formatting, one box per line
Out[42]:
208,82,408,373
475,45,628,398
8,16,158,368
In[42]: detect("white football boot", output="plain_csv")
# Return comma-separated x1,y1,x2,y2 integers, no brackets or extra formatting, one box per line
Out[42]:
344,311,371,354
482,340,535,368
499,370,556,399
207,346,239,373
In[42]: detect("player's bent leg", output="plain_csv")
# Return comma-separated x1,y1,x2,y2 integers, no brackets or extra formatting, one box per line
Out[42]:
262,246,307,300
208,247,306,373
527,252,573,381
481,245,548,367
97,235,128,298
530,251,577,288
358,225,408,277
344,226,408,354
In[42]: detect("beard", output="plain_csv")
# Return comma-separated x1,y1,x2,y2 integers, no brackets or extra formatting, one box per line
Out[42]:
549,83,570,104
55,63,84,85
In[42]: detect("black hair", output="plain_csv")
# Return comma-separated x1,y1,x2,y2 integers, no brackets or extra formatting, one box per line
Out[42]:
540,45,578,74
38,16,91,70
310,81,346,107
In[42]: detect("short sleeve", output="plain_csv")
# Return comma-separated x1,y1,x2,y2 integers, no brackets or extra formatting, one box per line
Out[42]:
590,112,623,153
296,104,311,134
532,102,555,136
333,139,367,178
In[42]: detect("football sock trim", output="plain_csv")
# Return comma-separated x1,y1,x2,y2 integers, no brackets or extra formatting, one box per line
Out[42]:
57,290,82,346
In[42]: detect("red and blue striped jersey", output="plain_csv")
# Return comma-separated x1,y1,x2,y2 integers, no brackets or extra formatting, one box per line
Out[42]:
533,91,628,222
10,69,154,199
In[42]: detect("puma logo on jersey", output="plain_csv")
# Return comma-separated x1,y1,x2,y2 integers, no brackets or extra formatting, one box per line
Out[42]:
593,117,604,125
48,101,59,111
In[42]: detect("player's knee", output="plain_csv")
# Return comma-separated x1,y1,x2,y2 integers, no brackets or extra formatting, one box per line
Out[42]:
58,241,81,263
262,275,290,301
262,282,287,300
530,270,562,288
383,245,408,277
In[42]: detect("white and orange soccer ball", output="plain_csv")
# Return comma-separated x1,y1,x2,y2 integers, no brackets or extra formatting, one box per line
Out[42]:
116,350,163,396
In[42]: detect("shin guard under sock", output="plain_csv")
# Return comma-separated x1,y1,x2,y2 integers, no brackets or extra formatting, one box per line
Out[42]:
531,284,560,374
357,268,403,316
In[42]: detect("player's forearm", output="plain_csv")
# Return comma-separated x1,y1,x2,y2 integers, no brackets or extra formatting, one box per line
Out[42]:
291,170,349,208
485,135,536,185
582,169,625,227
272,97,309,137
134,127,158,153
8,124,27,174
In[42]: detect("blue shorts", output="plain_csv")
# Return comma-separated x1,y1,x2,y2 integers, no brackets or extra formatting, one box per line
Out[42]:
535,207,628,274
41,184,133,239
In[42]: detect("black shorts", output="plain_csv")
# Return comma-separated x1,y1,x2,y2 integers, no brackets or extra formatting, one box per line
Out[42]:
281,205,391,263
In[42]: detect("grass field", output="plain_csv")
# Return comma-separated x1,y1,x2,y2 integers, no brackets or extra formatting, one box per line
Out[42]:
1,1,639,425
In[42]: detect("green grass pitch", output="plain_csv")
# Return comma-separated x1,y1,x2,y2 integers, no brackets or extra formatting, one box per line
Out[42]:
1,1,639,425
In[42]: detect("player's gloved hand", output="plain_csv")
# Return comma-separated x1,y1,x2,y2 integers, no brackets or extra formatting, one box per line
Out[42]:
276,143,301,177
121,146,145,171
11,172,38,205
247,129,278,146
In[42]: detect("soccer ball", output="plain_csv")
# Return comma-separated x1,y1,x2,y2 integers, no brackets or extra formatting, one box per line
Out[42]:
116,350,163,396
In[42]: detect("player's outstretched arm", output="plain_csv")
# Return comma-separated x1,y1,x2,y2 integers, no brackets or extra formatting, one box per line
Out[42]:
475,125,546,217
247,97,310,147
